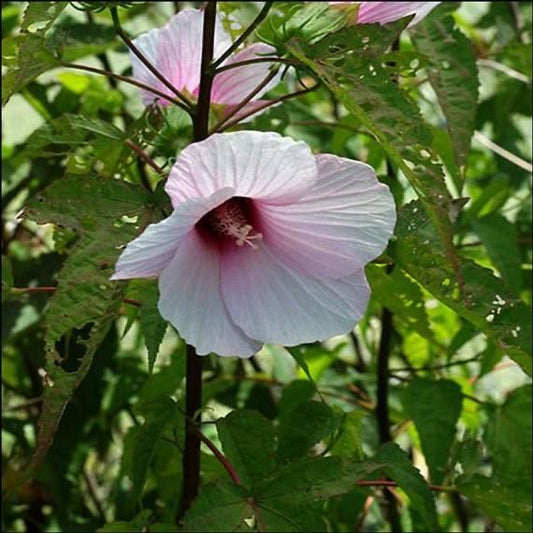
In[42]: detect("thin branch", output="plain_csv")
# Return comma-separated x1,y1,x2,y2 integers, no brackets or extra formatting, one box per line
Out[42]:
195,430,242,485
62,62,191,112
136,158,154,195
355,495,375,533
212,1,274,68
450,491,470,533
390,355,482,373
473,131,533,173
350,331,367,372
509,1,528,43
375,247,402,533
356,480,456,492
124,139,165,178
210,68,278,133
109,7,193,109
2,396,43,412
82,466,107,522
222,375,374,410
215,56,298,74
211,81,318,133
376,288,394,444
477,58,530,84
193,428,266,532
86,11,117,89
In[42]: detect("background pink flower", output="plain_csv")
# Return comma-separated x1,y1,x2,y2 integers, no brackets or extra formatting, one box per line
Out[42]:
111,132,396,358
131,8,279,113
330,2,440,27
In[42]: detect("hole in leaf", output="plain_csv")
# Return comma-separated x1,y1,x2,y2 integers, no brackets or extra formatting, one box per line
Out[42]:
54,322,94,373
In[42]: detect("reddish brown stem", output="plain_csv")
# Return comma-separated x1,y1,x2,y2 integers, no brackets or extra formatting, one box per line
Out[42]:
178,1,218,521
212,83,319,133
124,139,165,177
63,62,191,112
195,430,242,485
109,7,193,109
210,69,279,133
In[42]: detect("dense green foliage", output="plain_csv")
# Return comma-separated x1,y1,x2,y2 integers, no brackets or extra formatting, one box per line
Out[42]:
2,2,532,532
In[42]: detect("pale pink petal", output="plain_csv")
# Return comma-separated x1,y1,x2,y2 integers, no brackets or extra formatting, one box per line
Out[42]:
158,230,262,357
131,9,232,106
357,2,440,27
165,131,318,207
111,187,234,280
256,154,396,279
130,27,167,106
221,243,370,345
211,43,280,105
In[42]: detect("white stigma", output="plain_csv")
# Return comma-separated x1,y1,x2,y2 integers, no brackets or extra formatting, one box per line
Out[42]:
210,201,263,250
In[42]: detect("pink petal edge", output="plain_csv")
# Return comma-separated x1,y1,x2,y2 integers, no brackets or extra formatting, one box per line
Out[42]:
221,242,370,346
158,230,262,357
256,154,396,279
165,131,318,208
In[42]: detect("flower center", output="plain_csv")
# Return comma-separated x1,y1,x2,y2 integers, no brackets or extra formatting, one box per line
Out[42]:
198,197,263,250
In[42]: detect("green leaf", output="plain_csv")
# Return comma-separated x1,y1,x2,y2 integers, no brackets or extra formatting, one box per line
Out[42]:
455,438,484,481
97,510,154,533
25,114,125,158
50,19,120,62
216,409,276,488
366,265,437,343
484,384,532,489
98,523,141,533
136,280,167,373
21,2,67,33
25,174,149,234
472,213,523,293
2,33,62,105
258,2,347,48
410,5,479,173
457,474,533,532
182,482,251,533
285,346,317,388
330,410,366,460
127,396,177,507
257,457,380,502
3,176,150,496
286,22,462,306
403,378,462,484
135,349,186,413
376,442,439,532
278,379,315,415
149,524,180,533
393,200,532,376
277,400,338,462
